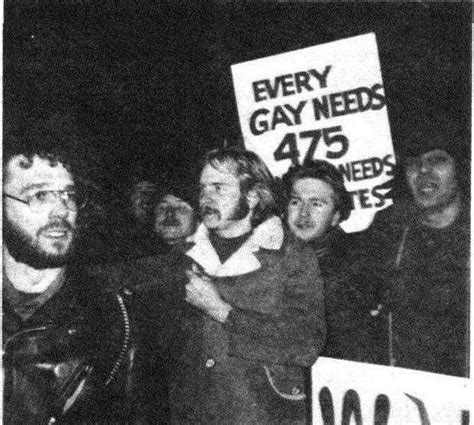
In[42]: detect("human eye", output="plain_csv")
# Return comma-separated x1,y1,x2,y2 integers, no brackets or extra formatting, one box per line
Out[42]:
429,154,449,166
289,198,300,207
311,200,323,208
31,190,50,203
64,191,79,203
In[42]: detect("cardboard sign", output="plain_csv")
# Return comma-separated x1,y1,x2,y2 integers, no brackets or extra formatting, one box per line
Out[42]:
232,33,395,232
312,357,471,424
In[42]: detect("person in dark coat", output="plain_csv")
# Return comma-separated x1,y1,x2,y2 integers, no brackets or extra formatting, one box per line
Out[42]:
2,140,168,423
282,160,382,364
361,114,470,377
164,148,326,424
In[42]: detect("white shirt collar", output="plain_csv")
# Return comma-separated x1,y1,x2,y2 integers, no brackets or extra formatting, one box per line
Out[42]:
185,216,284,277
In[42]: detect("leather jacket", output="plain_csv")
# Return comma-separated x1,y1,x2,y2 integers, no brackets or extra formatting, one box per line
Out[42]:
2,266,168,424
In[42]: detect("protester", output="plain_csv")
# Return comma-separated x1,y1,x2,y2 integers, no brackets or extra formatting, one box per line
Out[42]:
2,137,168,423
154,183,197,252
282,160,381,364
158,147,326,424
129,180,158,224
95,178,169,262
362,115,470,376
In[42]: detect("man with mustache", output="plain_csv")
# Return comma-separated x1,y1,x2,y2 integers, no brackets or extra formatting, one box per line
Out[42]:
169,147,326,424
154,183,197,252
282,160,381,364
2,139,167,423
362,114,470,377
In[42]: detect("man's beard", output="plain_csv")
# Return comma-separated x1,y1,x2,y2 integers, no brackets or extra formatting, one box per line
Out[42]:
3,217,77,269
200,193,250,222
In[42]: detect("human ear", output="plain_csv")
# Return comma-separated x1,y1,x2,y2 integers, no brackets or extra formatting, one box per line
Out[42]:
246,190,259,209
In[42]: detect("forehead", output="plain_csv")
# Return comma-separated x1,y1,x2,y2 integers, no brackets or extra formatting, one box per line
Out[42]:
200,162,239,184
292,177,335,199
158,194,192,208
406,149,455,163
4,155,74,193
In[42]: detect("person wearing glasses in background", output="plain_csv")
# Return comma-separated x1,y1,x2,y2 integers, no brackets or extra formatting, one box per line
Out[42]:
2,128,168,423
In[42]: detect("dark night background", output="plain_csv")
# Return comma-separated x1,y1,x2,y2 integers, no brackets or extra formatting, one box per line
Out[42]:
3,0,471,252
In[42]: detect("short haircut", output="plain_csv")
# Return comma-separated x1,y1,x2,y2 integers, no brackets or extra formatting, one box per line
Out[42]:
3,113,105,236
282,160,353,223
202,147,277,227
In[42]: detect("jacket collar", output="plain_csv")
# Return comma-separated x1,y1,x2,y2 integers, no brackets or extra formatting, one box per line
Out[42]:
185,216,284,277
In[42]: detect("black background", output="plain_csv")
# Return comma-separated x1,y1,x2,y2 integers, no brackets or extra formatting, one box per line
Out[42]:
4,0,471,197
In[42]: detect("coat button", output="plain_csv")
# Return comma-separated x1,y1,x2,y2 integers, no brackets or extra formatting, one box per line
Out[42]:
205,358,215,368
292,387,301,395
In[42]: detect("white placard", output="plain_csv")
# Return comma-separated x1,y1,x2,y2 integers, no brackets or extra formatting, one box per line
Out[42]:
312,357,471,424
232,33,395,232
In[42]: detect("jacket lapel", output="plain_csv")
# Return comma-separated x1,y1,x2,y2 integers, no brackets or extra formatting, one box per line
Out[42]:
186,217,284,277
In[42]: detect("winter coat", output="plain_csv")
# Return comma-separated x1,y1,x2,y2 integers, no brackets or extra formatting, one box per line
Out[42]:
2,266,169,424
307,227,383,364
169,216,326,424
360,201,470,376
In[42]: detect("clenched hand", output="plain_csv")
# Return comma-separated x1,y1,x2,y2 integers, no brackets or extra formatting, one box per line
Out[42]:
185,264,232,323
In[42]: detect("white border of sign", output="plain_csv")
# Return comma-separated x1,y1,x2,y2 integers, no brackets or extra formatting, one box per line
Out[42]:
232,33,395,232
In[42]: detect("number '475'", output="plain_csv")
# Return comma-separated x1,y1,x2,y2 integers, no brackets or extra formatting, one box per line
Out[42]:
273,126,349,166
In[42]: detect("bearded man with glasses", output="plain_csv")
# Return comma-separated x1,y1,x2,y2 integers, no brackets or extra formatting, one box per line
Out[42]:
2,139,168,423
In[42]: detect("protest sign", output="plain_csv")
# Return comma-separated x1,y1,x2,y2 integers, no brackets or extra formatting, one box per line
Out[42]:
312,357,471,424
232,33,394,232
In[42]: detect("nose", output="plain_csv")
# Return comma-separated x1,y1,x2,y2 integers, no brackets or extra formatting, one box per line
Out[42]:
49,194,69,218
298,203,310,218
419,160,428,173
199,187,213,202
418,157,433,174
165,208,176,219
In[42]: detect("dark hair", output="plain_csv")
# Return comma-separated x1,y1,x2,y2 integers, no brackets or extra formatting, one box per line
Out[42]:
202,147,277,227
3,112,107,237
392,109,470,200
282,159,353,223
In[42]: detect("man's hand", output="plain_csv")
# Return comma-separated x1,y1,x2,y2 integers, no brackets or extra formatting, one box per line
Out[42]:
185,264,232,323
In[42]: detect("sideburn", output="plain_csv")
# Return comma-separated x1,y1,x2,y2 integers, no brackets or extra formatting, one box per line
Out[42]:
229,194,250,221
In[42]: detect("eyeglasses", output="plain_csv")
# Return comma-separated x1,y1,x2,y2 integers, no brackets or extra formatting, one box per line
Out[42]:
3,190,87,212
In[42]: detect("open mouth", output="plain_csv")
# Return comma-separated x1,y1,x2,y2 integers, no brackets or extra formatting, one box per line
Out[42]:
416,181,438,194
42,228,70,238
295,222,314,230
201,206,219,216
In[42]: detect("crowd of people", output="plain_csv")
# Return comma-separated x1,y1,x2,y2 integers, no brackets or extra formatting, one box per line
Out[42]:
2,115,469,423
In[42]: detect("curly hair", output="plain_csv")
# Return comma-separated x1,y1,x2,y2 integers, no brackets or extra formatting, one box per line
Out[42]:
202,147,278,228
3,113,107,236
282,159,353,223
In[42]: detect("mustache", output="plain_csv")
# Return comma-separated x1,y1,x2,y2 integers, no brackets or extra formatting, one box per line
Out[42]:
200,205,220,216
39,220,74,234
161,216,181,226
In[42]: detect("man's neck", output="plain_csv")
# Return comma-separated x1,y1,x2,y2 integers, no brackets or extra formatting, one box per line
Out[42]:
214,216,253,239
3,247,66,294
209,229,252,264
420,195,462,229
